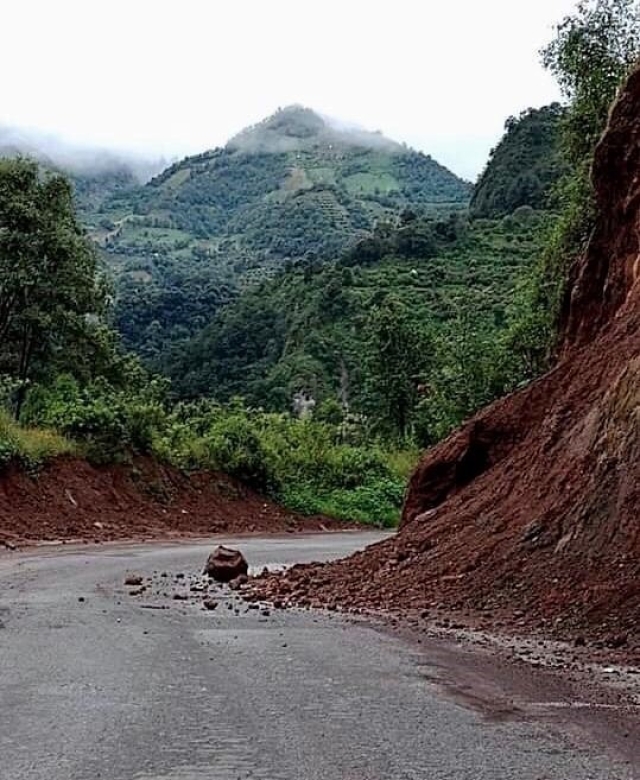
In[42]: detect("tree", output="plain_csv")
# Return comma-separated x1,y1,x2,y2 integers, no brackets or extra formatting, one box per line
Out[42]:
0,158,107,414
542,0,640,165
364,298,431,440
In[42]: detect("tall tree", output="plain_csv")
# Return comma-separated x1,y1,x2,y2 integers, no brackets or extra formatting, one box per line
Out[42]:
364,298,430,440
542,0,640,166
528,0,640,351
0,158,107,412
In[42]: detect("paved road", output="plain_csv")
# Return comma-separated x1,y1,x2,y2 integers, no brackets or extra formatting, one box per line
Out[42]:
0,533,636,780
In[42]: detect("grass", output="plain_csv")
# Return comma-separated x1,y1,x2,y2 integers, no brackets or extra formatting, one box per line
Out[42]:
0,410,75,470
386,447,421,481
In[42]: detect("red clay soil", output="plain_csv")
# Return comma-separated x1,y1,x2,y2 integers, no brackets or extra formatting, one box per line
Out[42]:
248,66,640,655
0,456,343,546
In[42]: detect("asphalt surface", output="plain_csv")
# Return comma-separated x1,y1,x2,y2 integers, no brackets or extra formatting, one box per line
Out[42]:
0,533,636,780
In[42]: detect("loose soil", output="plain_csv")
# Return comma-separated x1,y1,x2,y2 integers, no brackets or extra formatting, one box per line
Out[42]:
0,456,346,547
244,65,640,663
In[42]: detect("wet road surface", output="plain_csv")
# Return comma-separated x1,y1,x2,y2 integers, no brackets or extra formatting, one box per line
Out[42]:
0,533,636,779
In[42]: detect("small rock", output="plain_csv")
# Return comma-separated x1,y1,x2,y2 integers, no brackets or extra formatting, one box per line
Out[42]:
173,593,189,601
203,598,218,611
124,574,144,587
229,574,249,590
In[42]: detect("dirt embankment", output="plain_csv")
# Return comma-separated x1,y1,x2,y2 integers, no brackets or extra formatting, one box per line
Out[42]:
0,457,343,547
248,66,640,656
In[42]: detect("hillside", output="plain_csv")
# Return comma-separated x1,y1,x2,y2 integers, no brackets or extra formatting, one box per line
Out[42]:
470,104,568,218
248,64,640,650
165,210,546,442
88,106,470,358
0,124,163,217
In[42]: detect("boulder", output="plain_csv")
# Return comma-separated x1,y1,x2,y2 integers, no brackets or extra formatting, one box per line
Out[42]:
204,545,248,583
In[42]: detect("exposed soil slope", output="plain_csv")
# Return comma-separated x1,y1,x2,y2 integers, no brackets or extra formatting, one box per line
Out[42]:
250,66,640,652
0,457,341,546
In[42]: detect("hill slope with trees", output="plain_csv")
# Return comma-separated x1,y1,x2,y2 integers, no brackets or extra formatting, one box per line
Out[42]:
470,103,568,218
86,106,470,358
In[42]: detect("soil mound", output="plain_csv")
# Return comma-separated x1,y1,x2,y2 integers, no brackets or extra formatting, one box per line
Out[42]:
0,456,343,546
250,66,640,651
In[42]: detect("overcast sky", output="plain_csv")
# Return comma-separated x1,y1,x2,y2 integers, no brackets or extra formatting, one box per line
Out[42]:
1,0,578,180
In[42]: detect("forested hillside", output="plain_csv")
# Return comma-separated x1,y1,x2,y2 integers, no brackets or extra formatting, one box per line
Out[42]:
83,106,470,358
0,96,561,527
166,209,548,444
470,104,568,218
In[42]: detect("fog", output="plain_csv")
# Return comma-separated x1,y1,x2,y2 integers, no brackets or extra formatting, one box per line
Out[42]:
0,0,579,179
0,125,166,182
226,105,404,155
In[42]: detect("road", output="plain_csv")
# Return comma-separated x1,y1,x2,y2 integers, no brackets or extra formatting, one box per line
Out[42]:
0,533,636,780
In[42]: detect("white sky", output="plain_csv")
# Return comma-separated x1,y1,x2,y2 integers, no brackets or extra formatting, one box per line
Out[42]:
1,0,578,179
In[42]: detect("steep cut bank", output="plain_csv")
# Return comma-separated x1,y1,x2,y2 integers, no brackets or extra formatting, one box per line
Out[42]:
251,66,640,651
0,457,343,547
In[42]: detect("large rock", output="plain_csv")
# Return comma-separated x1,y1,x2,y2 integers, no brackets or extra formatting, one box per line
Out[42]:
204,546,248,583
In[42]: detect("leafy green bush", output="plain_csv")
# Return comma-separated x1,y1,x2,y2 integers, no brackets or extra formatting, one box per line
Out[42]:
282,478,405,527
156,400,411,526
21,375,166,464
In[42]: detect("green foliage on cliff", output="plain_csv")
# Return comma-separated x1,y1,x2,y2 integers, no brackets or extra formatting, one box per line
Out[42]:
470,104,569,218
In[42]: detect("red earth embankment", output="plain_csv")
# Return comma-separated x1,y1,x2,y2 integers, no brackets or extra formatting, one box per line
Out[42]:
249,66,640,653
0,456,341,547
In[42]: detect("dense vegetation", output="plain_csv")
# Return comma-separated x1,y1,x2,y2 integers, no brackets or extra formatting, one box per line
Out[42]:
166,210,548,443
0,157,411,525
3,2,638,529
533,0,640,339
470,104,568,218
81,106,470,361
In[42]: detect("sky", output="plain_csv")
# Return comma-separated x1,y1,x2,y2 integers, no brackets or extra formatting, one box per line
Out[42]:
1,0,579,180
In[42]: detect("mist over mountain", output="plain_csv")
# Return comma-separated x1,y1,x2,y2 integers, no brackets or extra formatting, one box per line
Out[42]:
73,105,469,364
227,105,404,155
0,124,166,182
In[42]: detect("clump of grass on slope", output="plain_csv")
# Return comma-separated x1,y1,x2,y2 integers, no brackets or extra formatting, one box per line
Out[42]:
0,410,75,471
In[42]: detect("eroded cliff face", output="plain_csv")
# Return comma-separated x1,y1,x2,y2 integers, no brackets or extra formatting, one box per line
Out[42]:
248,65,640,648
562,65,640,350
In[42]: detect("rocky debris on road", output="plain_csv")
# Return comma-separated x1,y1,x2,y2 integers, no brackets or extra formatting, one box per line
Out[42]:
229,573,249,589
124,574,144,586
204,546,248,583
238,64,640,663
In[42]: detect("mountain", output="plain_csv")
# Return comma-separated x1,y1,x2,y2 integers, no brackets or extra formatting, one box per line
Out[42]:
470,104,568,218
0,124,165,216
87,105,470,361
245,63,640,653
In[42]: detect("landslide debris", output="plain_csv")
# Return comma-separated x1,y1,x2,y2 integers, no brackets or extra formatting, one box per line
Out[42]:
204,546,249,583
246,65,640,653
